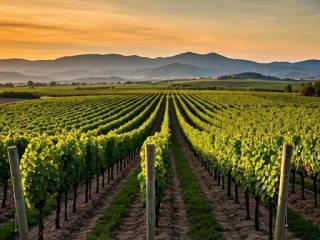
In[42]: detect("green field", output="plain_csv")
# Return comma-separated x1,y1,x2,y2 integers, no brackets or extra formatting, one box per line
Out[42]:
0,88,320,240
0,78,308,98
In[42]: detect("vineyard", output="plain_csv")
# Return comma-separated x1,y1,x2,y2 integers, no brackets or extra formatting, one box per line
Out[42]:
1,90,320,240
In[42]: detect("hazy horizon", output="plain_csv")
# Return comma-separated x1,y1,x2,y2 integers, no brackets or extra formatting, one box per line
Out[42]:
0,0,319,62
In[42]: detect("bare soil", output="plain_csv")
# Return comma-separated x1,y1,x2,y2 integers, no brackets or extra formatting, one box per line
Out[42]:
110,190,145,240
156,149,191,240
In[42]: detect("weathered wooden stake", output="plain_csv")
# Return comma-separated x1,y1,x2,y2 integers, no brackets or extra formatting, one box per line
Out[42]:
8,146,29,240
146,144,155,240
275,143,293,240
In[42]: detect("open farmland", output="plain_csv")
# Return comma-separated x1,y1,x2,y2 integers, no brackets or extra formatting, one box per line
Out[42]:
1,90,320,240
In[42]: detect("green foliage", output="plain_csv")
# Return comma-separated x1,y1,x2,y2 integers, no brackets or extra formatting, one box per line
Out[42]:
20,136,60,209
173,92,320,201
0,92,164,238
0,139,8,181
285,84,293,93
0,222,15,240
55,132,85,192
1,90,320,238
138,96,170,207
300,84,316,96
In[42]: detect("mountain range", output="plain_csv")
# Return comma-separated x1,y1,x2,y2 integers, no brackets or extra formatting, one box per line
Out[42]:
0,52,319,83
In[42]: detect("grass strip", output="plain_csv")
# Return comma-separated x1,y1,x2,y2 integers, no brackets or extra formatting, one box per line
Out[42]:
172,133,222,240
0,223,15,240
288,207,320,239
86,168,139,240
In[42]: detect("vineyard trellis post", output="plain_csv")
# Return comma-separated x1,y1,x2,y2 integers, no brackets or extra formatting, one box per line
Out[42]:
146,144,155,240
275,143,293,240
8,146,29,240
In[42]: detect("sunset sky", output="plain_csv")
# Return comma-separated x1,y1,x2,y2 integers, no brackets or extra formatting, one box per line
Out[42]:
0,0,319,62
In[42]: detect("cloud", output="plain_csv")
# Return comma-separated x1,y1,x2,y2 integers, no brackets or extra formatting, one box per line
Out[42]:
0,20,83,34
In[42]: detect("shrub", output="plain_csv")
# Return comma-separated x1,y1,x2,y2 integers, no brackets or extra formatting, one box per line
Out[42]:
300,85,316,96
285,84,293,93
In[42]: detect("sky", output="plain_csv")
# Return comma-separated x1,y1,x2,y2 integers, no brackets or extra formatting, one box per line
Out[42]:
0,0,319,62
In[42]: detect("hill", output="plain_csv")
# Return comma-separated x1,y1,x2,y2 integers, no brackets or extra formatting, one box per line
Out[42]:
0,52,319,83
218,72,290,81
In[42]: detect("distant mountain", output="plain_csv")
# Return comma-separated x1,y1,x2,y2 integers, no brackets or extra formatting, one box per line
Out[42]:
292,60,320,70
93,63,209,80
128,63,210,80
50,70,93,80
0,52,319,83
0,71,51,83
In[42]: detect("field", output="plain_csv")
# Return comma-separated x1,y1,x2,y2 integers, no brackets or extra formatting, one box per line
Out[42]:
171,79,306,91
0,78,307,98
1,89,320,240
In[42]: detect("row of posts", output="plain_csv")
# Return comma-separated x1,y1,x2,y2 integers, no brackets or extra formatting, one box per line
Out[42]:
7,143,291,240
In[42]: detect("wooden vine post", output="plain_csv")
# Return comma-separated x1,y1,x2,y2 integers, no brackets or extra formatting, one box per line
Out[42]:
8,146,29,240
146,144,155,240
275,143,293,240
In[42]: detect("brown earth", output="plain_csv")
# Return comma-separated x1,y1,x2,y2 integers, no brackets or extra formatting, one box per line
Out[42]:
110,189,145,240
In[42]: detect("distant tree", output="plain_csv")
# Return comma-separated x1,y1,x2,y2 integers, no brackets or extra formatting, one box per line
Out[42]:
284,84,292,93
27,80,34,87
300,84,316,96
48,81,57,86
4,82,14,87
312,81,320,97
312,80,320,90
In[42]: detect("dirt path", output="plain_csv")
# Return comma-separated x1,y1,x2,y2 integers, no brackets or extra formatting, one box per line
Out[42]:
170,102,299,240
156,149,191,240
28,156,138,240
110,190,145,240
110,149,191,240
